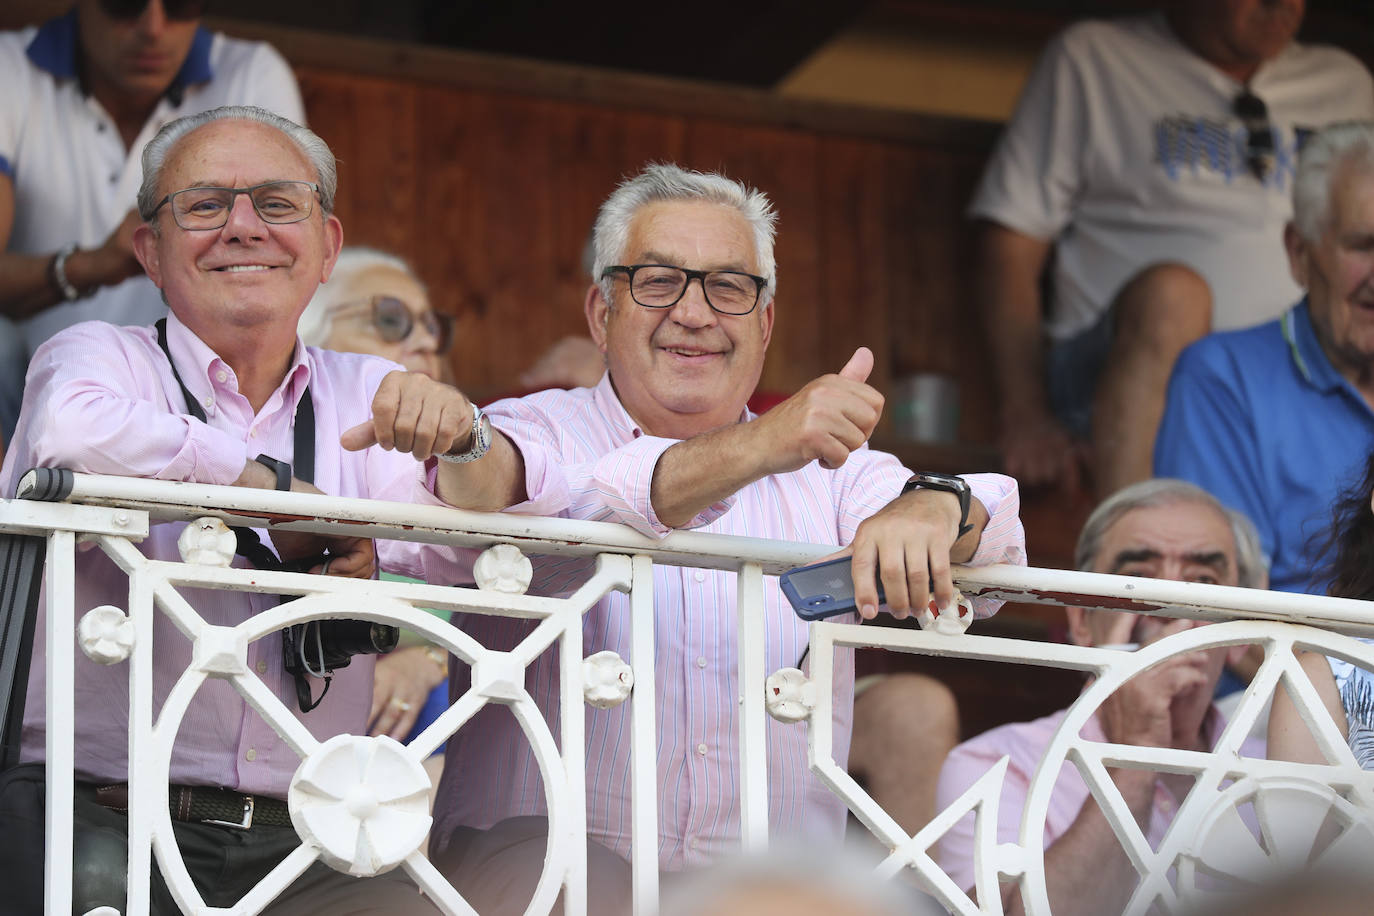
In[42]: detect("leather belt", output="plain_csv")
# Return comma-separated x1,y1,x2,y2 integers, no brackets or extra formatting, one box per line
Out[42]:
92,783,293,830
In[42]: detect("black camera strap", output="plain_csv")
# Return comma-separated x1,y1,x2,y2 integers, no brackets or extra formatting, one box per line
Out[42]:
154,319,332,711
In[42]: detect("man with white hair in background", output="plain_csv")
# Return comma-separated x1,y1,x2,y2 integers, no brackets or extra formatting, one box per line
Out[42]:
935,478,1267,915
1155,120,1374,596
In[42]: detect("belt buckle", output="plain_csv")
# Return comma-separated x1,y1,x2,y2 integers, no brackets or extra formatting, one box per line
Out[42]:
204,795,254,830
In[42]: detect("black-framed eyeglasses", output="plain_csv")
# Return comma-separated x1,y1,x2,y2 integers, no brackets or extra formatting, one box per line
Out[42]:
1234,88,1275,182
98,0,207,21
602,264,768,316
150,181,320,231
329,296,454,354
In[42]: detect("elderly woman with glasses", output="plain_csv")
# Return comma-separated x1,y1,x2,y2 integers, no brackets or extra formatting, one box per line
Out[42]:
299,246,455,744
299,246,453,381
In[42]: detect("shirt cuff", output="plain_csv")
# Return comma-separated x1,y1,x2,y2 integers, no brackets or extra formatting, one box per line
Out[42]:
590,435,733,538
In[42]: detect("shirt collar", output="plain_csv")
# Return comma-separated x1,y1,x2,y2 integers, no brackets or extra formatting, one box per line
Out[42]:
1283,298,1346,394
26,10,215,94
164,312,312,414
594,371,756,440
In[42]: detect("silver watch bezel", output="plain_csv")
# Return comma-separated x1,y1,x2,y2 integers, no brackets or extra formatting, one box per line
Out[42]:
437,403,492,464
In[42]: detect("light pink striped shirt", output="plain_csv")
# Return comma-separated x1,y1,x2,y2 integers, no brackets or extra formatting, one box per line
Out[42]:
934,706,1266,894
0,315,464,798
431,375,1025,870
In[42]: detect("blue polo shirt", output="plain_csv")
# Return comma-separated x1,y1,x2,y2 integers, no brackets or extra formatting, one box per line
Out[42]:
1154,300,1374,594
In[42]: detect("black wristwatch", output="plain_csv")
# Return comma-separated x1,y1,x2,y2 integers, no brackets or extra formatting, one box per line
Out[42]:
254,454,293,491
901,472,974,539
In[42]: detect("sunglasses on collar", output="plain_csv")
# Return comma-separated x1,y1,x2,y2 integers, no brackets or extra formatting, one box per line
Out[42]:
97,0,207,21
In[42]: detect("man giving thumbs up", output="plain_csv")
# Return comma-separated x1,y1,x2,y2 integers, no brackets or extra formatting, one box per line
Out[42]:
425,164,1026,899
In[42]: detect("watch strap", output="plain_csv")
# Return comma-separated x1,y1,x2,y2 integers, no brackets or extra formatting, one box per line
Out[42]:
901,473,974,539
254,454,293,491
437,403,492,464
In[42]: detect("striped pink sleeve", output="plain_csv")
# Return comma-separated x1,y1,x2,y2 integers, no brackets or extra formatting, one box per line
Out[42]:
577,435,733,537
962,472,1026,619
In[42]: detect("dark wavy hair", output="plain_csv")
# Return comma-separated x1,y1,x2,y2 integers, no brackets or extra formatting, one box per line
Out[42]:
1320,452,1374,600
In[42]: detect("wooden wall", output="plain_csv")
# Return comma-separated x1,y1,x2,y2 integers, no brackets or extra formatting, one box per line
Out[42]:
289,56,999,440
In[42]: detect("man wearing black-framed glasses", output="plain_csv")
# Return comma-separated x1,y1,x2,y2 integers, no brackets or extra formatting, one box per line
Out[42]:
427,163,1025,907
0,0,304,446
973,0,1373,504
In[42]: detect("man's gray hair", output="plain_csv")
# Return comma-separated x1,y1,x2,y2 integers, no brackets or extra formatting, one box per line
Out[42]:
297,247,422,347
136,105,338,223
592,163,778,306
1074,478,1267,589
1293,121,1374,243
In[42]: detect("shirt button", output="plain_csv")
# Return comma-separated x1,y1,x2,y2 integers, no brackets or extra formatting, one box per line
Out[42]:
255,660,267,674
202,396,213,408
249,429,258,438
109,174,118,184
96,122,106,133
245,748,257,762
215,370,228,383
689,838,700,850
696,656,707,669
693,570,705,583
696,742,708,755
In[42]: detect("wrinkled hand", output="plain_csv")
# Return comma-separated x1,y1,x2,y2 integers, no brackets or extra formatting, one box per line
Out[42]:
752,347,883,475
1097,616,1208,749
999,409,1081,491
341,370,476,461
368,646,447,740
841,486,965,620
519,335,604,390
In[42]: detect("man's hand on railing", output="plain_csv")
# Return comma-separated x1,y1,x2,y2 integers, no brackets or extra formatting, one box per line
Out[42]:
268,527,376,579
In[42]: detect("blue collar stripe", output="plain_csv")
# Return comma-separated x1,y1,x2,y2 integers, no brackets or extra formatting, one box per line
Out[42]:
25,12,214,91
25,9,80,79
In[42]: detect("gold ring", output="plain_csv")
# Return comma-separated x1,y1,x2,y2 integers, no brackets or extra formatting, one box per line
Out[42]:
391,698,413,712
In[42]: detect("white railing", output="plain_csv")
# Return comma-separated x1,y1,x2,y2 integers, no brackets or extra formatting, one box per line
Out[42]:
4,472,1374,915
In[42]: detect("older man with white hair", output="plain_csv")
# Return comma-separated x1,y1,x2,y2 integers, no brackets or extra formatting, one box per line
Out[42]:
426,163,1025,912
935,478,1267,916
1155,120,1374,596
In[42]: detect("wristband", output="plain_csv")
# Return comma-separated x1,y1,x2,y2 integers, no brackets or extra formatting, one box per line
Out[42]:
254,454,293,491
901,472,974,539
51,244,80,301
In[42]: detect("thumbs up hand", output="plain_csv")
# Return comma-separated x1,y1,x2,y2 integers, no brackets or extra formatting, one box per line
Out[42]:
750,347,884,475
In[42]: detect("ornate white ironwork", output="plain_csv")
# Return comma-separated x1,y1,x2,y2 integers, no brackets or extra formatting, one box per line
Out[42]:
8,472,1374,916
582,649,634,708
175,516,237,567
764,667,814,723
288,734,433,876
77,605,134,665
473,542,533,594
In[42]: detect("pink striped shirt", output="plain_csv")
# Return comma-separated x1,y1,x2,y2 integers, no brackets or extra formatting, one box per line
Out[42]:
0,314,463,799
934,706,1266,894
431,375,1025,870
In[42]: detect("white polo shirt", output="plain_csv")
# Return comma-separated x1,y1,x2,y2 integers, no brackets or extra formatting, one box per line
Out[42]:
970,13,1374,339
0,11,305,353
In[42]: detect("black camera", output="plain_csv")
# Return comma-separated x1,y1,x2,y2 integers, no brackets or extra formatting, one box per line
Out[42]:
284,618,398,676
283,617,398,712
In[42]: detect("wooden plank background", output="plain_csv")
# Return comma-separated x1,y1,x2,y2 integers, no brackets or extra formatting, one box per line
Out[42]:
296,66,997,442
